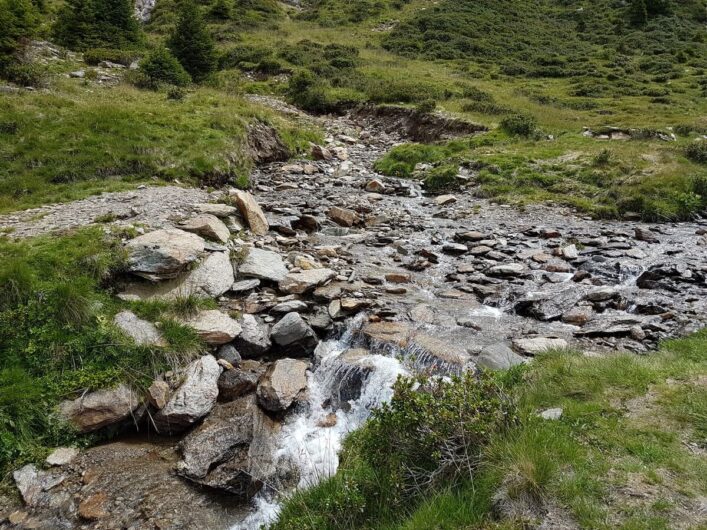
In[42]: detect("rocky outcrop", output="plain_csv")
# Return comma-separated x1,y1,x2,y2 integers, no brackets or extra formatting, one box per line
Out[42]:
246,121,291,164
256,358,308,412
125,229,205,281
153,356,222,433
59,384,139,433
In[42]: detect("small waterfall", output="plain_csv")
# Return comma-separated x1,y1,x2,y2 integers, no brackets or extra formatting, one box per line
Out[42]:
232,315,407,529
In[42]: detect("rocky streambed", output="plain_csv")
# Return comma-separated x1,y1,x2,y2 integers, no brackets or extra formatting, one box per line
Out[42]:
3,104,707,529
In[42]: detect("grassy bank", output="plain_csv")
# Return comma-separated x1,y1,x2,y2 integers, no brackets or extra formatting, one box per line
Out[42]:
275,333,707,529
0,227,219,474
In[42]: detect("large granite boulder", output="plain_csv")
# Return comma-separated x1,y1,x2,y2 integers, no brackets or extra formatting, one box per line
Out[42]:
230,190,269,236
180,214,230,244
113,310,165,346
181,310,242,345
233,314,272,358
279,268,336,294
270,312,318,356
238,248,288,282
256,358,308,412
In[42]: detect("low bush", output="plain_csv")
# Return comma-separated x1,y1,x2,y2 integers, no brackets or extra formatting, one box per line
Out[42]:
273,371,516,529
138,48,191,88
500,114,537,137
686,141,707,164
83,48,138,66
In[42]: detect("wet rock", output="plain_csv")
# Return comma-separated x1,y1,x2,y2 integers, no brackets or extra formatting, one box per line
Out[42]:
14,465,63,506
256,358,308,412
512,337,568,355
586,286,618,302
180,214,230,243
218,361,265,401
443,242,468,255
515,287,587,321
634,227,658,242
113,310,165,346
273,300,309,313
575,313,657,337
279,268,336,294
311,144,333,161
181,310,242,345
78,491,108,520
270,312,318,355
329,349,376,407
230,190,269,236
329,206,358,227
238,247,288,282
46,447,79,467
153,356,222,433
233,314,272,358
435,194,457,206
125,229,205,280
365,179,386,192
217,344,242,365
59,384,139,433
562,306,593,325
477,343,527,370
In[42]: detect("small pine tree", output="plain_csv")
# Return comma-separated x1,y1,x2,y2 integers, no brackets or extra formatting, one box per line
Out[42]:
139,47,191,87
168,0,217,82
628,0,648,25
54,0,141,50
0,0,38,76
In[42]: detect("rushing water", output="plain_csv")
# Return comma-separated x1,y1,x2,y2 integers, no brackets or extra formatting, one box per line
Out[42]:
232,316,408,529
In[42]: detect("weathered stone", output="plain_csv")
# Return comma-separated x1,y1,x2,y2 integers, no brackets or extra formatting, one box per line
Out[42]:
230,190,269,236
217,343,242,365
125,229,204,280
435,194,457,206
59,384,139,433
487,263,526,277
113,310,165,346
270,312,318,355
231,279,261,292
147,380,170,410
153,356,222,433
193,203,239,218
385,272,411,284
329,206,358,227
218,361,265,401
586,286,618,302
78,491,108,520
477,343,527,370
365,179,386,193
180,214,230,243
279,268,336,294
181,310,241,345
539,408,563,420
512,337,568,355
233,314,271,358
256,359,308,412
46,447,80,467
515,287,587,321
311,144,333,160
238,248,288,282
562,306,593,325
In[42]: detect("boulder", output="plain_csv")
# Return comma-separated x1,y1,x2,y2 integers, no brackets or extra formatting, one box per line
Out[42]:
177,395,282,498
125,229,205,280
256,359,308,412
230,190,269,236
270,312,318,356
512,337,568,355
218,360,265,401
233,314,272,358
113,310,165,346
118,251,235,300
13,465,64,507
329,349,376,408
59,384,139,433
477,343,527,370
329,206,357,227
279,268,336,294
153,356,222,433
487,263,526,277
238,248,288,282
515,287,587,321
181,310,241,345
180,214,230,244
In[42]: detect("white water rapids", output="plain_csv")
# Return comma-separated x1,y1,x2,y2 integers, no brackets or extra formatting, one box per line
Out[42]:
232,315,408,529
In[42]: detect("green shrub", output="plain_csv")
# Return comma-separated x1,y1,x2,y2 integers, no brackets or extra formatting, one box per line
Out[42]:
139,48,191,88
0,0,38,78
415,99,436,114
500,114,537,137
685,141,707,164
273,371,515,529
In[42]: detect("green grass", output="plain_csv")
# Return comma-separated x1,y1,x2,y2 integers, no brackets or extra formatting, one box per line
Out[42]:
0,78,318,213
0,227,217,473
275,332,707,529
